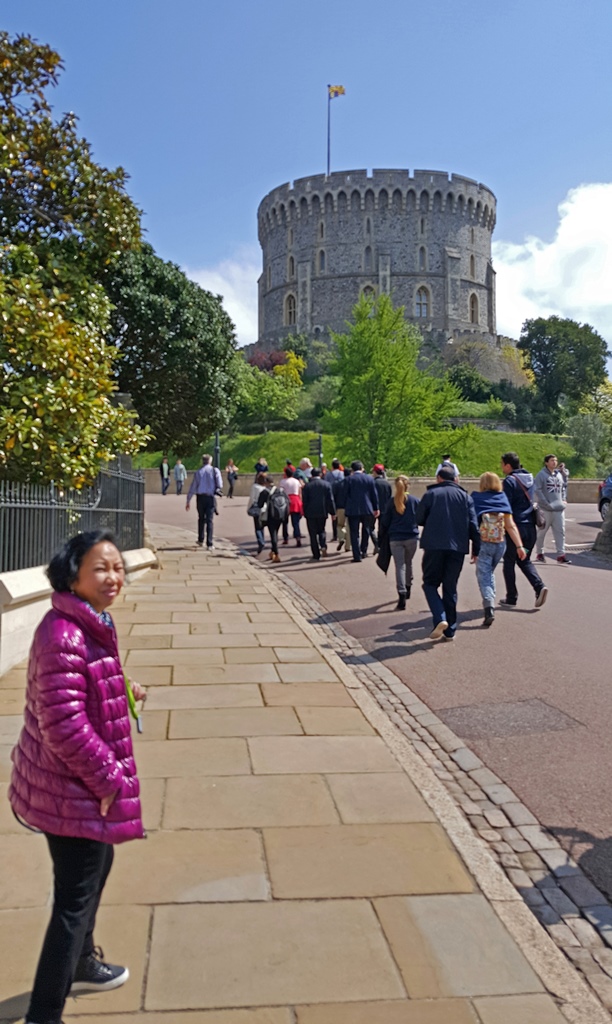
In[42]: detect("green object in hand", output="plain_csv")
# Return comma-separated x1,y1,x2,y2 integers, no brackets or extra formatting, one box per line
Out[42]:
124,674,143,734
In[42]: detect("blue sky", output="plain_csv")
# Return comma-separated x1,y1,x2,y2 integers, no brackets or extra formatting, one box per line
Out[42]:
3,0,612,348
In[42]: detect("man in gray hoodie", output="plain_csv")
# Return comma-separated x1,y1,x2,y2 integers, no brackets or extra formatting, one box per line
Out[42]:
534,454,571,564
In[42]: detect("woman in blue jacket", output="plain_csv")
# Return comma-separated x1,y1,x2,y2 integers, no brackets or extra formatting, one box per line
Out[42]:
380,475,420,610
471,472,526,627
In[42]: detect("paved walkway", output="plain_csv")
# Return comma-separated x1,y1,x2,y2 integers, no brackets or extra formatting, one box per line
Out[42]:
0,522,609,1024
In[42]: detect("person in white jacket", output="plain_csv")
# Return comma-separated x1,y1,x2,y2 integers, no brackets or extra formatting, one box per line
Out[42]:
534,454,571,564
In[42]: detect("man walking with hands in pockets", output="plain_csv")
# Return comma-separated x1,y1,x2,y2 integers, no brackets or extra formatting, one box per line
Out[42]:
186,454,223,550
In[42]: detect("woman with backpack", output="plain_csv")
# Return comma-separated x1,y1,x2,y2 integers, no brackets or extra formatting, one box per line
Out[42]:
248,472,268,554
257,474,289,563
471,472,527,627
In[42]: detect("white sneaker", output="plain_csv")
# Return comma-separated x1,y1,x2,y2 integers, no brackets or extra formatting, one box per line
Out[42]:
430,620,448,639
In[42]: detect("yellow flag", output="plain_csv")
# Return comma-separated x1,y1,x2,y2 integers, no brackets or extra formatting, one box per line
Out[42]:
328,85,346,98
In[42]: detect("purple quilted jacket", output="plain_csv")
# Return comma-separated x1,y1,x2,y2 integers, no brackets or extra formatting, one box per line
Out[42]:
9,591,144,843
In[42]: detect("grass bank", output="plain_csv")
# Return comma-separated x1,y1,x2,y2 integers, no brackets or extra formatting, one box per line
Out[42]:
134,428,579,476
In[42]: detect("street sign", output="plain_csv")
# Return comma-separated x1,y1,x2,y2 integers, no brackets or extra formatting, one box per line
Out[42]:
308,435,323,467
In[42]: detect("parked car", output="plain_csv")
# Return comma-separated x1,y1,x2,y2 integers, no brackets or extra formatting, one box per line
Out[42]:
598,474,612,520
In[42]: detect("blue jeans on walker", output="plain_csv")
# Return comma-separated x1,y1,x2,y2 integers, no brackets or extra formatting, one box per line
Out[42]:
476,540,506,607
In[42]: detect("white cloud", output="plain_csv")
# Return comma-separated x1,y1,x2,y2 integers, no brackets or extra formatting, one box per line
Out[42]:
184,245,260,348
493,182,612,346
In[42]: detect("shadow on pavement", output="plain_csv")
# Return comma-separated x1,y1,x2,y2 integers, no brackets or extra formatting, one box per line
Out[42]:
547,825,612,905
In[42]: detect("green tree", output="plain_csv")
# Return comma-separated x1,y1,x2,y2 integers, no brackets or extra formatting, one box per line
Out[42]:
566,412,611,472
0,245,148,485
105,246,237,454
234,356,304,431
448,364,492,402
518,316,609,428
326,294,461,471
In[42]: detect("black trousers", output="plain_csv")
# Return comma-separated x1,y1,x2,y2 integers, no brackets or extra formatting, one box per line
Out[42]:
306,516,327,559
196,493,215,546
267,520,280,555
347,515,371,560
502,521,543,602
28,834,114,1024
422,549,465,636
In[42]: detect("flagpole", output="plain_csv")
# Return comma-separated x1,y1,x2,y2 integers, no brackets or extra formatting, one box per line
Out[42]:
326,85,331,178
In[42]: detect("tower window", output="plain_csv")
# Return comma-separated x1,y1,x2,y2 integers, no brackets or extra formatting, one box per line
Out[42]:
288,256,295,279
420,217,425,235
320,222,325,240
318,249,326,273
363,285,376,300
366,217,371,234
267,266,271,289
470,255,475,278
289,228,293,246
419,247,426,271
470,293,479,324
364,246,372,273
285,294,296,326
471,227,474,243
415,287,430,318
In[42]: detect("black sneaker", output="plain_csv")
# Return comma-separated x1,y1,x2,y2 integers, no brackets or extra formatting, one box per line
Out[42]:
395,594,407,611
500,598,517,607
71,948,129,994
483,607,495,627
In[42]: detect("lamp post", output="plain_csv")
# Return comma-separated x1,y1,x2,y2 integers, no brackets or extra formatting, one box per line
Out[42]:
214,431,221,470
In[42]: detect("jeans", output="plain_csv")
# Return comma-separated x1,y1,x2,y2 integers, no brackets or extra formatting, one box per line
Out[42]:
535,508,566,556
390,538,418,594
475,540,506,607
196,493,215,546
176,480,183,496
27,834,114,1024
306,516,327,559
227,475,236,498
254,515,265,549
503,521,544,603
282,511,303,542
161,476,170,495
267,520,280,555
422,549,465,637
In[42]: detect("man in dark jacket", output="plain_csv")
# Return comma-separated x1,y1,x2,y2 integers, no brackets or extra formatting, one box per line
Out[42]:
344,461,379,562
302,468,336,560
501,452,548,608
372,465,392,550
416,467,480,640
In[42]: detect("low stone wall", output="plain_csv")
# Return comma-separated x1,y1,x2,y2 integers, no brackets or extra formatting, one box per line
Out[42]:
143,468,600,504
0,547,158,676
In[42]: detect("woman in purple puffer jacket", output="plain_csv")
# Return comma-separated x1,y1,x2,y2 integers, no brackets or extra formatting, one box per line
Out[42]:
9,530,146,1024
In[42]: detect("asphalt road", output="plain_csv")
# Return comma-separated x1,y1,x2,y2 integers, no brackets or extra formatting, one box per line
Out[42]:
147,492,612,897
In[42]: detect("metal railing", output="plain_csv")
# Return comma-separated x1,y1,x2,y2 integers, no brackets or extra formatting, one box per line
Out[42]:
0,459,145,573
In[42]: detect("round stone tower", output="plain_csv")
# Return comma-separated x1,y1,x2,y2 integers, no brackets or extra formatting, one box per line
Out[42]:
257,168,497,348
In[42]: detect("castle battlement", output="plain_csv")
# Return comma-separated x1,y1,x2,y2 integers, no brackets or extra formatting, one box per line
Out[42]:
256,168,498,349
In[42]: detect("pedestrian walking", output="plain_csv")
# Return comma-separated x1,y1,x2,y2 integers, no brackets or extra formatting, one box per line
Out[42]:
186,454,223,549
225,459,239,499
372,464,392,549
9,530,146,1024
159,456,171,495
173,457,187,496
279,467,304,546
248,472,268,554
534,455,571,564
328,458,344,484
500,452,548,608
254,456,268,478
332,467,350,551
302,467,336,560
344,461,379,562
379,475,420,610
257,474,289,562
435,454,459,479
294,458,313,484
471,472,527,627
416,466,480,640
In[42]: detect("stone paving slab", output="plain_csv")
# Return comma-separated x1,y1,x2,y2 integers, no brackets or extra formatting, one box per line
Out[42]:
261,682,356,706
145,901,406,1009
248,735,402,774
325,772,437,823
295,1000,481,1023
295,706,375,735
147,684,263,710
168,707,303,738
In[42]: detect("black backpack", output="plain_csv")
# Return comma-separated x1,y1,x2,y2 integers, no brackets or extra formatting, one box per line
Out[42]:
267,486,289,522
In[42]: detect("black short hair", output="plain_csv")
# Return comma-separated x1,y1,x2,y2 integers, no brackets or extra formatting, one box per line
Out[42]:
343,467,351,477
46,530,121,593
284,467,294,478
332,459,340,469
310,467,321,477
501,452,520,470
351,460,363,472
544,454,556,463
437,467,456,482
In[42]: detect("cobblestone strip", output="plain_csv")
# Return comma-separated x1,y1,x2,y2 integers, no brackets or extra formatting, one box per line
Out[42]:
238,551,612,1016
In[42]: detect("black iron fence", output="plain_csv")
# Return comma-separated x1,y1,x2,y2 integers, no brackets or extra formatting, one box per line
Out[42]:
0,460,145,573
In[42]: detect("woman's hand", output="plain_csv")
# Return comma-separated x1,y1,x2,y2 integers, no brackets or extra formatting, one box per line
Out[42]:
101,790,117,817
130,680,147,703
